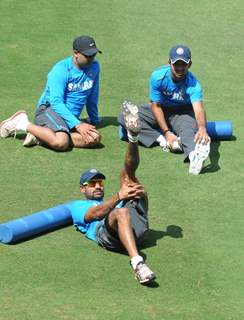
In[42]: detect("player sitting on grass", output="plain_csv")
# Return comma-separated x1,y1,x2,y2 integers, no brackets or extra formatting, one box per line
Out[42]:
69,101,156,285
0,36,102,151
118,45,210,175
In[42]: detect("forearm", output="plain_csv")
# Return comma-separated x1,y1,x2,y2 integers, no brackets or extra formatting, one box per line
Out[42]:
51,102,80,129
85,193,120,221
192,102,207,129
151,102,169,133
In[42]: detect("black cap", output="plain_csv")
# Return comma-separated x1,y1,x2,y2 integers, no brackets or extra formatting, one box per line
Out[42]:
73,36,102,56
169,45,191,64
80,169,106,185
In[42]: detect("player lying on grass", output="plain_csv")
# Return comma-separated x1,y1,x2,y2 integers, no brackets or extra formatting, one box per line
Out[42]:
68,101,156,284
0,36,102,151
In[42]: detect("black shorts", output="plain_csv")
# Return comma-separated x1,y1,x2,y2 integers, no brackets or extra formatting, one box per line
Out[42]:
34,104,70,133
96,197,149,252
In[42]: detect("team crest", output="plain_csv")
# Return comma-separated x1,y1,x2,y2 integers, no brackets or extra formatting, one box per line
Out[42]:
176,47,184,55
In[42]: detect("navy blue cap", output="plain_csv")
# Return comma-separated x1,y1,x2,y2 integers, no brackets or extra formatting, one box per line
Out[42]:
169,45,191,64
80,169,106,185
73,36,102,56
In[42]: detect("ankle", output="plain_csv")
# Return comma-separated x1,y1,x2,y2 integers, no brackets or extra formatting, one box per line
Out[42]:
130,255,143,270
127,132,138,143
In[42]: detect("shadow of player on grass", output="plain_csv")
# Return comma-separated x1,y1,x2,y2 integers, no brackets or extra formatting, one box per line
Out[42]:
141,224,183,250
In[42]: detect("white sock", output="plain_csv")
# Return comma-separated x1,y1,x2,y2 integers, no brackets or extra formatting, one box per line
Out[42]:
156,134,165,143
130,255,144,270
157,134,167,147
16,119,30,132
127,132,138,143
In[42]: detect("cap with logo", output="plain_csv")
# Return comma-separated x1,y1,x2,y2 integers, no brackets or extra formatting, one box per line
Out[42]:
169,45,191,64
80,169,106,185
73,36,102,57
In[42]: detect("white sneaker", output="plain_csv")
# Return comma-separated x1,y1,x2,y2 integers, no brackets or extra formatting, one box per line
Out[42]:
0,111,29,138
122,101,141,134
189,140,210,175
157,135,182,153
170,137,183,153
133,262,156,284
23,133,39,147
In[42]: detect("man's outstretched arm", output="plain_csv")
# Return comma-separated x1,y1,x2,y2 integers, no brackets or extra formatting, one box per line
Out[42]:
84,183,145,222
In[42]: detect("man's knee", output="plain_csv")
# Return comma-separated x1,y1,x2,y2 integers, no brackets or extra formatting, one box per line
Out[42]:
49,135,70,151
115,207,131,223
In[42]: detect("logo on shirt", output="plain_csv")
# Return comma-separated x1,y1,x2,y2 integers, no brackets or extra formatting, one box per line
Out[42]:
162,89,185,101
68,80,94,92
172,89,184,101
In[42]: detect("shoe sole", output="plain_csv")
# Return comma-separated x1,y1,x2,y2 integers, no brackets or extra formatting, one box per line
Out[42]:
0,110,27,138
135,273,156,284
189,143,210,175
122,102,141,133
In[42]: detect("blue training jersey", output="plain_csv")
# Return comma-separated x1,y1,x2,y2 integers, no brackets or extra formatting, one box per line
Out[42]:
150,65,202,107
68,199,124,242
37,57,100,129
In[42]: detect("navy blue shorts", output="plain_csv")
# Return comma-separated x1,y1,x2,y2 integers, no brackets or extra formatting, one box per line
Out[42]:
96,197,149,252
34,104,70,133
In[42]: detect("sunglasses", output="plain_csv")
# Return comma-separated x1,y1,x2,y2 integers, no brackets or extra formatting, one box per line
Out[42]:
83,179,104,187
83,53,97,58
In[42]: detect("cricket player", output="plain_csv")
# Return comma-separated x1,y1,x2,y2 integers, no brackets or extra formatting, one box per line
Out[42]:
0,35,102,151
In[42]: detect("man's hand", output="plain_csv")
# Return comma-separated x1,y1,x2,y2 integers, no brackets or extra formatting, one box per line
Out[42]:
118,183,146,201
165,131,178,148
75,123,99,144
194,126,210,144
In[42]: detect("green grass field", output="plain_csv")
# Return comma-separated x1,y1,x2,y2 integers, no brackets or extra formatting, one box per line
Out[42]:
1,0,244,319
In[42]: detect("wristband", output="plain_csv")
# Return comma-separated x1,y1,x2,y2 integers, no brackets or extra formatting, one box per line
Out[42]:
163,129,170,135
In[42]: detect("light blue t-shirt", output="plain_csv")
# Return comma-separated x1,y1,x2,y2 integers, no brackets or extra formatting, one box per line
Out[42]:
68,200,102,242
150,65,202,107
68,199,124,242
37,57,100,129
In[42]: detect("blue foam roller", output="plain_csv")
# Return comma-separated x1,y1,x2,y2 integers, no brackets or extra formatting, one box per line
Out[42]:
0,204,72,244
119,125,128,141
207,121,233,139
119,121,233,141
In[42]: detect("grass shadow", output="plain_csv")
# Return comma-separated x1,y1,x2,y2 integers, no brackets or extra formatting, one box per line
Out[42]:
141,225,183,250
201,141,221,174
202,136,236,174
96,116,119,129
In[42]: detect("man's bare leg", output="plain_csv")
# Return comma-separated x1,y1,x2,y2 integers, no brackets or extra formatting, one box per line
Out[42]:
27,124,70,151
70,131,101,148
107,207,155,284
107,208,139,257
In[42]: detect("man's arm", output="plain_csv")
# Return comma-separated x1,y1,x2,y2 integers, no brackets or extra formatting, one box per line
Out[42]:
86,69,101,125
192,101,210,143
84,183,146,222
150,102,178,146
47,67,81,129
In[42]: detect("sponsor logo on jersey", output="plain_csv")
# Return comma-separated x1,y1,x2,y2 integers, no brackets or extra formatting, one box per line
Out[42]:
68,80,94,92
162,89,185,101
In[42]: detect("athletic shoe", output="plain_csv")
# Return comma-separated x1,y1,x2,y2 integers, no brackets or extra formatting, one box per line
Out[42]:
122,101,141,135
170,137,183,153
158,135,182,153
23,133,39,147
0,111,29,138
189,140,210,175
133,262,156,284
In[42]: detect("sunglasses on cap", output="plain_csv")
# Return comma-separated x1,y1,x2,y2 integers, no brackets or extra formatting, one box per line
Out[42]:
83,179,104,187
